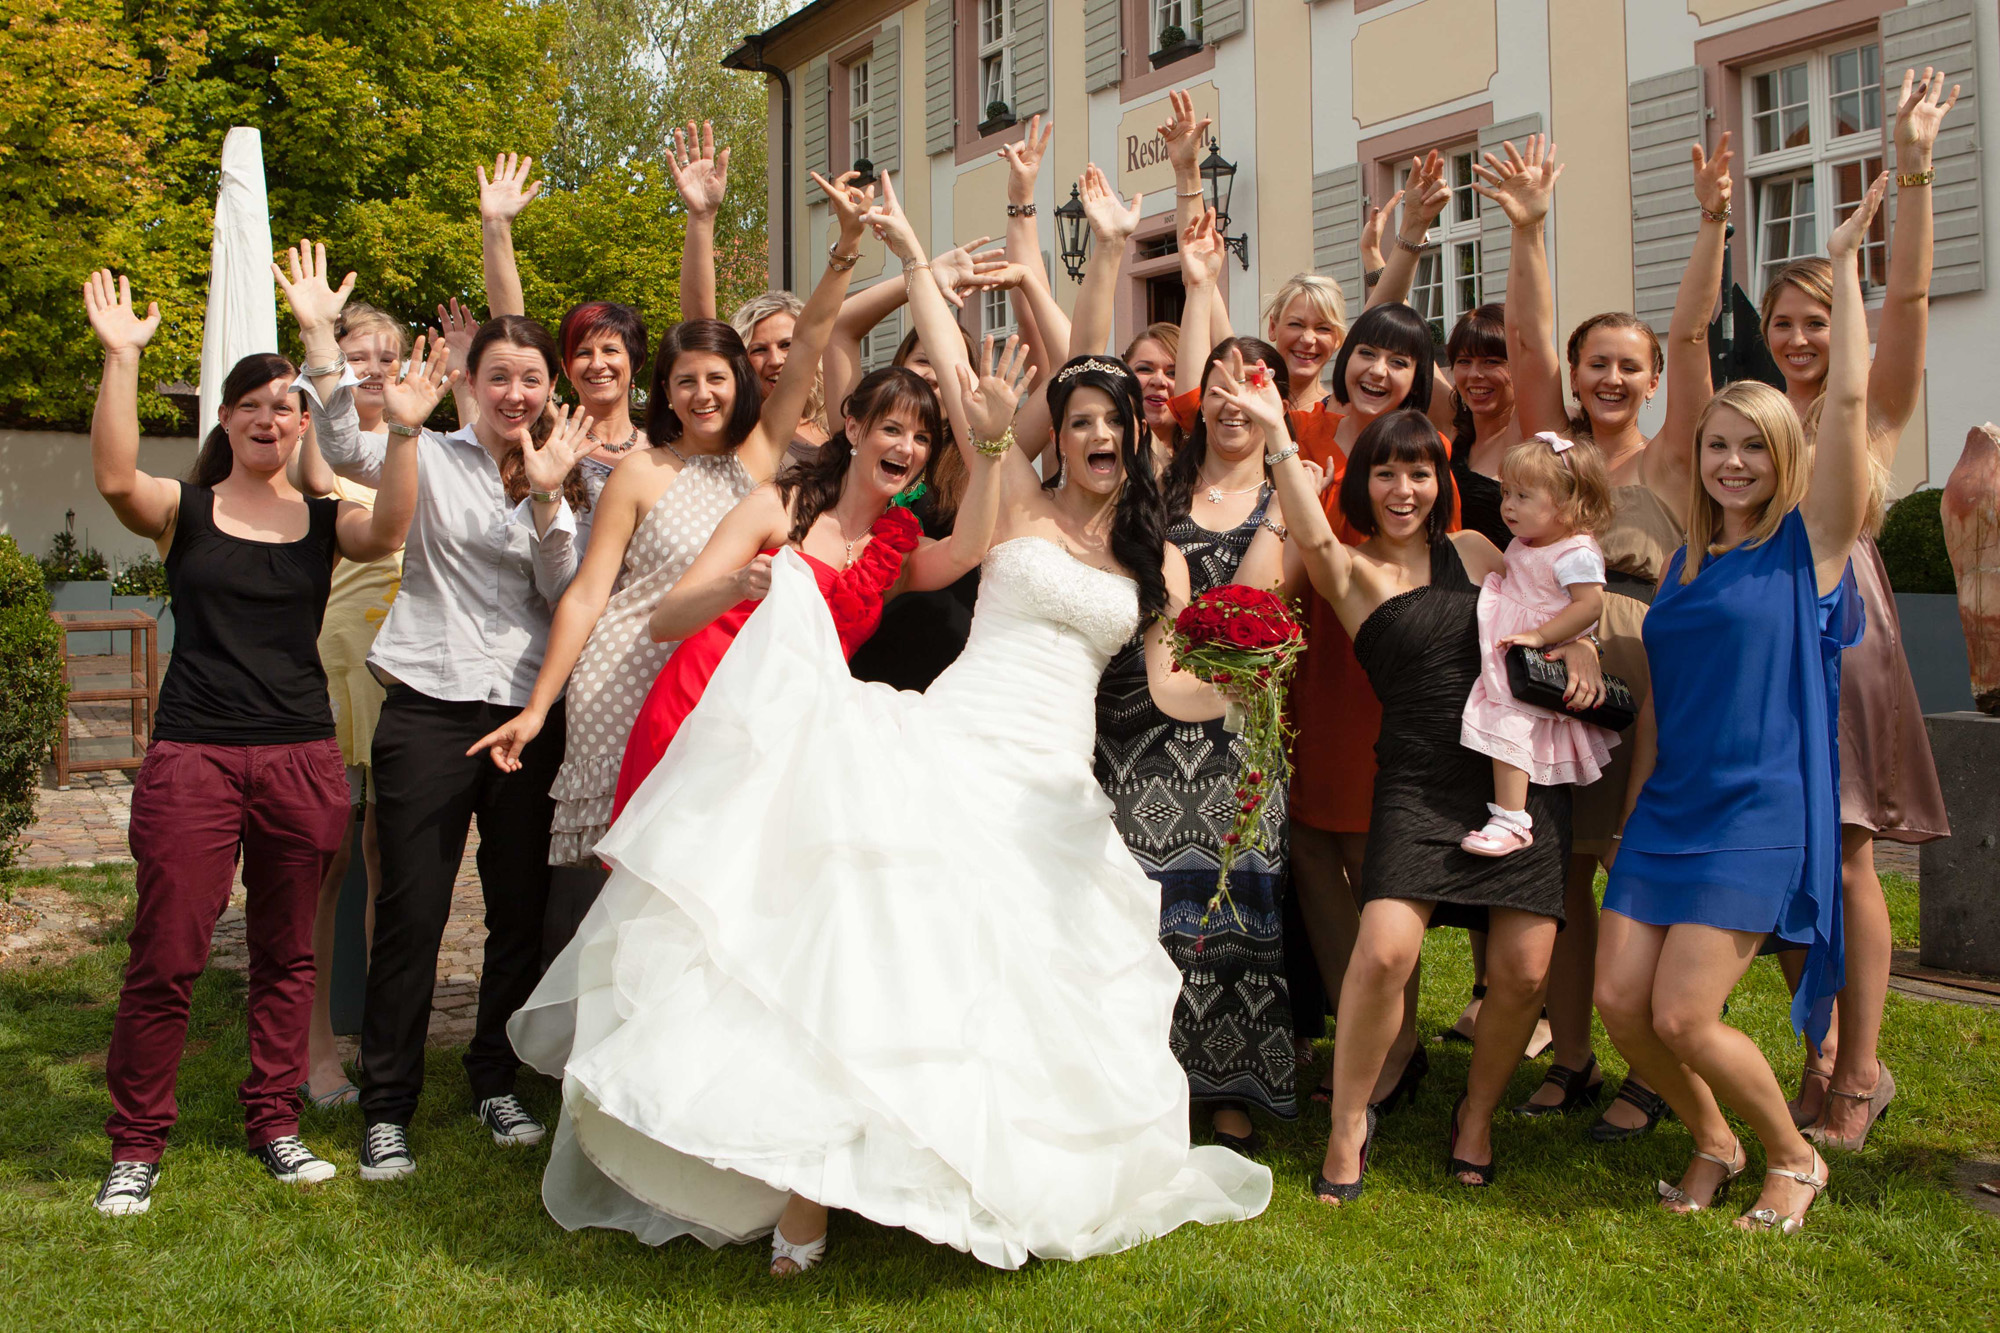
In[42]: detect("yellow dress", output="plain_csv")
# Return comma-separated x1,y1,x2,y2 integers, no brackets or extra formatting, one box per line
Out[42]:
318,467,401,776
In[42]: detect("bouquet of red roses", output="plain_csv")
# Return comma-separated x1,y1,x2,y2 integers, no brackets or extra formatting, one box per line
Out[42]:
1163,584,1306,930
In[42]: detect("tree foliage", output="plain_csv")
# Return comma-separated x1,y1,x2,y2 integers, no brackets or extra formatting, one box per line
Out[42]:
0,0,777,431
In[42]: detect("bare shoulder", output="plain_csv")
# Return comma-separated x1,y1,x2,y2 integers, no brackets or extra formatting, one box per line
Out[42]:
1450,528,1506,581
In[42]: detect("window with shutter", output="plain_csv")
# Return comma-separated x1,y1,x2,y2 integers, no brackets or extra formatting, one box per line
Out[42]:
1011,0,1048,119
1313,163,1365,305
925,0,955,157
1627,66,1705,335
803,58,831,192
871,23,901,175
1083,0,1121,93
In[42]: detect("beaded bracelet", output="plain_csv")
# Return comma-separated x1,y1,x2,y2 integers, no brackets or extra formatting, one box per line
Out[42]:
974,428,1015,459
1265,443,1300,467
1700,205,1731,224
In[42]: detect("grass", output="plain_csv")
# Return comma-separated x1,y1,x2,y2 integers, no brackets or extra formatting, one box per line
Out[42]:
0,864,1996,1332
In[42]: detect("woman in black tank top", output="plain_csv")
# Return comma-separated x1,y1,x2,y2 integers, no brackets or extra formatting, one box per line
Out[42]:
78,253,450,1218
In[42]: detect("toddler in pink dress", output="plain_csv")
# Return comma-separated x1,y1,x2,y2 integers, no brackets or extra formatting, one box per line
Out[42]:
1460,432,1620,856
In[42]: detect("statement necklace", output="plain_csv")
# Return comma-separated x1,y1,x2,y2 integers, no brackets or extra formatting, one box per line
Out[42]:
590,425,641,456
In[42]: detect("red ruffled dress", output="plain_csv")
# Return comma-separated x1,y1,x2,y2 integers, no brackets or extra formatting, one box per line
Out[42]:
611,507,921,818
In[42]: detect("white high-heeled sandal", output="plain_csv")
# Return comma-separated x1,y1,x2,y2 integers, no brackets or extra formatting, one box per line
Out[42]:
1657,1139,1746,1213
1738,1151,1829,1235
770,1225,828,1276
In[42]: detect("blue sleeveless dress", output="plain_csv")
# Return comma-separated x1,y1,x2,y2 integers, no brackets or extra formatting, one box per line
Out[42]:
1602,508,1863,1049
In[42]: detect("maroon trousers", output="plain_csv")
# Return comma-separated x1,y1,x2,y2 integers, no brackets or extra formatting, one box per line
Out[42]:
106,738,349,1161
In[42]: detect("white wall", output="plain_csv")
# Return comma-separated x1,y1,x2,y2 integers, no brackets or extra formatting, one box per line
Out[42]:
0,430,197,568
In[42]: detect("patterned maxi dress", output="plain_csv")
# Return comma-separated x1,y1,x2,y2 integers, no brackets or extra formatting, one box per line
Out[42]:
546,452,756,865
1093,488,1296,1118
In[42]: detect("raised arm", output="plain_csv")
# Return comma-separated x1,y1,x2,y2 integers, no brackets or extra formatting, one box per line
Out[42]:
1173,209,1226,400
1474,136,1567,436
435,297,482,430
823,236,998,418
478,153,541,319
1157,90,1229,348
647,487,789,641
515,405,596,603
273,238,367,492
1369,152,1448,310
1357,188,1402,297
1868,68,1960,446
82,271,179,543
667,120,729,323
999,116,1057,370
1067,164,1141,359
336,335,454,563
1804,171,1889,590
867,175,973,445
900,337,1038,591
1643,133,1732,509
737,170,873,483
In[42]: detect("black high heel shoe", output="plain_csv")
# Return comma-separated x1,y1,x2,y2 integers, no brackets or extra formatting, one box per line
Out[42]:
1514,1053,1605,1117
1446,1093,1496,1187
1589,1078,1673,1144
1312,1106,1379,1205
1442,984,1486,1045
1369,1044,1429,1116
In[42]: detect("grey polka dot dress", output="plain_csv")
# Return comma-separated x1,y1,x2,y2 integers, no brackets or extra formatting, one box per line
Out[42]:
547,452,756,865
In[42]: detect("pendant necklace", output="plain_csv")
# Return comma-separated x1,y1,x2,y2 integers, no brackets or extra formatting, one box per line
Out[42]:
1199,468,1264,505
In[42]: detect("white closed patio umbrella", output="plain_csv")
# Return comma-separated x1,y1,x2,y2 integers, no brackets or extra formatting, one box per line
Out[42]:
197,126,280,429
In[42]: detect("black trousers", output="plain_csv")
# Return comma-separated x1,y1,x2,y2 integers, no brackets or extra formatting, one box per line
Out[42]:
359,685,566,1127
543,863,611,969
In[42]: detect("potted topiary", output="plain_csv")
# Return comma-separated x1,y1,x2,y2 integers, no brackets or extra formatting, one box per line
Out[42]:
39,526,110,611
1878,486,1974,713
979,100,1016,137
1150,22,1203,69
111,554,173,652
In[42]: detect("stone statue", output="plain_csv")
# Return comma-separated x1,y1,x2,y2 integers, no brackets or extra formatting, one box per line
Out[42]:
1942,424,2000,714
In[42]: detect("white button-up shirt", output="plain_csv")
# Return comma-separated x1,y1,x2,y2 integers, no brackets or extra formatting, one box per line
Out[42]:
308,379,581,706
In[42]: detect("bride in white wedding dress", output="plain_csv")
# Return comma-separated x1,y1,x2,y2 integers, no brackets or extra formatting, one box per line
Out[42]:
508,175,1273,1273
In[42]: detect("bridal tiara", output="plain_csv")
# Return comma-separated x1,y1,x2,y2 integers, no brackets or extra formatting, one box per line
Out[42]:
1054,357,1131,385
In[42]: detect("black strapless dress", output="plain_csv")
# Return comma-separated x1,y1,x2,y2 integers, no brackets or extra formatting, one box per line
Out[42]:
1452,451,1511,551
1353,536,1570,928
848,490,978,690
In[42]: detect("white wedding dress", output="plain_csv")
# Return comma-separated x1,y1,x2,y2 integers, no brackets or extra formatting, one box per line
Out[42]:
508,537,1272,1269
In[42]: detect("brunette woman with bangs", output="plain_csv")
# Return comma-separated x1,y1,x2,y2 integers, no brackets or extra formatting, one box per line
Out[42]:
469,169,880,946
1755,71,1958,1153
1221,373,1601,1202
1484,131,1733,1131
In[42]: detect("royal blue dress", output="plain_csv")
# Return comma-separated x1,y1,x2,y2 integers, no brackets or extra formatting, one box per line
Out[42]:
1603,508,1863,1049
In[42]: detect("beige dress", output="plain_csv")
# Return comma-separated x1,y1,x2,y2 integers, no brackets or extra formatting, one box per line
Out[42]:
317,463,401,784
1837,535,1949,842
546,452,757,865
1572,484,1683,857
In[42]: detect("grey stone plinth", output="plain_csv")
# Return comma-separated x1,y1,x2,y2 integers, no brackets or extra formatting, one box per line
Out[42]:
1920,712,2000,977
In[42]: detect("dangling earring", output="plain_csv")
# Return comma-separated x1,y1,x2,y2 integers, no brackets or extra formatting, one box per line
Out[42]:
849,444,857,456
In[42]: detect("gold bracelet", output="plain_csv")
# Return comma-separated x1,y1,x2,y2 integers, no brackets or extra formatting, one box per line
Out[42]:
1897,169,1934,188
974,428,1015,458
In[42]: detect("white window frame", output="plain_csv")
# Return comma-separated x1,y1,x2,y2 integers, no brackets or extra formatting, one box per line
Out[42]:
1741,39,1888,296
1398,145,1483,342
847,58,872,165
1153,0,1203,48
980,285,1017,343
978,0,1011,116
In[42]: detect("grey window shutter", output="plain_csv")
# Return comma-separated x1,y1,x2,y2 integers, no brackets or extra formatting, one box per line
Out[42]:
871,23,901,175
864,307,904,371
1202,0,1245,44
1012,0,1050,119
1313,163,1365,304
1882,0,1983,295
925,0,954,156
803,57,830,191
1627,66,1705,335
1084,0,1121,93
1477,114,1541,304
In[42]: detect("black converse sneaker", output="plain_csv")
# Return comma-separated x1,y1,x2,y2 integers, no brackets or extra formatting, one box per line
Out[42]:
93,1160,159,1216
359,1121,416,1181
252,1135,337,1185
476,1094,546,1147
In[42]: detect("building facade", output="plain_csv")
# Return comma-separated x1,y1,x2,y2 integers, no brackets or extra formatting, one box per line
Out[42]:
727,0,1995,495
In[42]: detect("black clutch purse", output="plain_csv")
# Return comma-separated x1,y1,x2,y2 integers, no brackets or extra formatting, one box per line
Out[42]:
1504,645,1638,732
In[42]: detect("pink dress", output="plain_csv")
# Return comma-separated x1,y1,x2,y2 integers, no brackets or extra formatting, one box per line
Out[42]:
1460,533,1616,787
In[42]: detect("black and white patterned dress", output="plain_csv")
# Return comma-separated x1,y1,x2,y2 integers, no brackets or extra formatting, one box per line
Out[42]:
1092,488,1296,1118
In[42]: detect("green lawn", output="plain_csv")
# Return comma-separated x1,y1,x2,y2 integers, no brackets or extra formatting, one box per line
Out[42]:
1,864,1996,1332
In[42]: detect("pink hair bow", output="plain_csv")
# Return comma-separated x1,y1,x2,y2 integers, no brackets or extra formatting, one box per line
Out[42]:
1535,431,1575,454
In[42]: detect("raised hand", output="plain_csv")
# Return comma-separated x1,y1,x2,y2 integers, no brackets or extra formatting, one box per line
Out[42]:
522,403,595,495
857,171,920,260
931,236,1002,309
1079,163,1142,243
82,270,160,356
998,114,1053,202
1828,170,1889,261
434,297,480,372
666,119,731,219
1691,131,1734,217
1470,134,1564,229
1157,88,1212,176
1359,186,1406,265
1179,208,1226,289
478,152,543,224
380,333,458,430
1208,347,1291,445
1893,65,1960,163
957,334,1039,444
1399,150,1452,235
272,238,356,334
815,168,877,246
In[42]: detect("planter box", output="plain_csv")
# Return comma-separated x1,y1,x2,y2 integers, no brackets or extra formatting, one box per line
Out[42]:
977,112,1016,137
47,579,113,654
1894,592,1974,715
1149,40,1203,70
110,594,173,653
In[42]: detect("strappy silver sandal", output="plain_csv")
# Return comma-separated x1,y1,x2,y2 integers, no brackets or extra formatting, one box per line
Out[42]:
770,1225,828,1277
1738,1151,1829,1235
1657,1139,1746,1213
